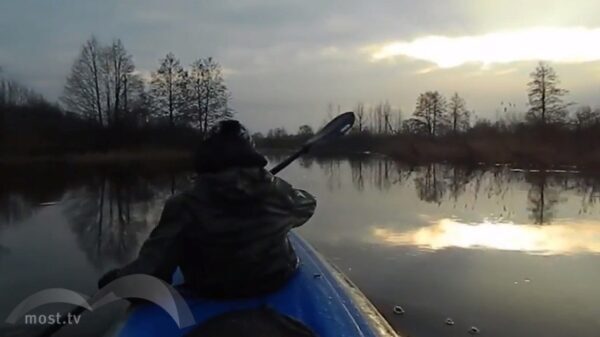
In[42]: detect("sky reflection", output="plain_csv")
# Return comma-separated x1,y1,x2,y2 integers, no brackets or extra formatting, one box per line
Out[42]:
373,218,600,255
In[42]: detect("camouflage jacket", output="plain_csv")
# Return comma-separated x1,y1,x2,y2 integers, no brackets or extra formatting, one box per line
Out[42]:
113,167,316,298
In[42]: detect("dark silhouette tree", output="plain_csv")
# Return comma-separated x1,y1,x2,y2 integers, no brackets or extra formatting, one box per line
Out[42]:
298,124,314,137
150,53,189,127
448,92,470,133
354,102,366,133
526,62,570,125
62,37,138,127
62,36,104,125
413,91,448,136
101,39,137,126
573,105,600,130
267,127,287,138
188,57,232,135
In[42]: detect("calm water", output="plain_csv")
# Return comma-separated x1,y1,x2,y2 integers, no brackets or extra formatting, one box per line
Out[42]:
1,157,600,336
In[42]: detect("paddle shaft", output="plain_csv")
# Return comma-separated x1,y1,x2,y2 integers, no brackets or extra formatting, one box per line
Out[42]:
269,146,309,175
270,112,355,175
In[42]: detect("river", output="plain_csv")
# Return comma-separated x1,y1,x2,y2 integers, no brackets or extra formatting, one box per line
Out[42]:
1,156,600,336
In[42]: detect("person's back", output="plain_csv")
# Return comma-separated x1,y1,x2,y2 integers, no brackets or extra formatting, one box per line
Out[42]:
179,166,315,297
98,120,316,298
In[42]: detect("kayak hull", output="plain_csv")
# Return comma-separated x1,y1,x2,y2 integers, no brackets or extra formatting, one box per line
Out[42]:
110,232,398,337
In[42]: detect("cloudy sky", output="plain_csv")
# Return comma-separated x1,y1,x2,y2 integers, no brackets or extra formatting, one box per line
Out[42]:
2,0,600,132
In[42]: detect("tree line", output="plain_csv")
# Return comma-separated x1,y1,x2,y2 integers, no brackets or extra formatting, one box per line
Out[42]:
0,36,234,156
261,62,598,139
61,36,233,135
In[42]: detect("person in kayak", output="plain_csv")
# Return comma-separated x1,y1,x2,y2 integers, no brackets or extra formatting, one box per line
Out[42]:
97,120,317,298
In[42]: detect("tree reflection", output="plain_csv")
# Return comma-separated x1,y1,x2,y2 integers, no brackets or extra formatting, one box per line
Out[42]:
572,175,600,214
0,165,82,228
525,172,564,225
299,156,314,169
317,158,343,191
348,157,365,191
447,166,475,201
347,156,411,192
414,164,448,204
63,171,185,270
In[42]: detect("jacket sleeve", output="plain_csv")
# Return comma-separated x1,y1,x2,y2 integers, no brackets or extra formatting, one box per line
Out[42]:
114,196,190,283
270,176,317,228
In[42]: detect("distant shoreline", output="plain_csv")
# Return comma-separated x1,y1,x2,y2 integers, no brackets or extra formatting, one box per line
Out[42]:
0,149,193,167
1,136,599,172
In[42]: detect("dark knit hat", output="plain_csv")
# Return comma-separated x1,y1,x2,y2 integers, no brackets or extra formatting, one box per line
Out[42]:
194,120,267,173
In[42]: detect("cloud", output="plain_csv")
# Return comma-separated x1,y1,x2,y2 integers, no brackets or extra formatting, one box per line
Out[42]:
368,27,600,68
3,1,600,132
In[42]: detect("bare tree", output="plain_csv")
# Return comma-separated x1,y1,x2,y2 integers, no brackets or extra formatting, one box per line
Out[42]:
62,37,138,127
382,101,393,134
150,53,189,127
297,125,314,138
393,108,403,133
62,36,104,124
0,73,44,107
526,62,571,125
120,72,146,126
448,92,470,133
102,39,136,125
188,57,232,135
354,102,365,133
573,105,600,130
413,91,448,136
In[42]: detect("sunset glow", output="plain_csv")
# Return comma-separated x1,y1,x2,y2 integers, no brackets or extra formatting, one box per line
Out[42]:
372,219,600,255
369,27,600,68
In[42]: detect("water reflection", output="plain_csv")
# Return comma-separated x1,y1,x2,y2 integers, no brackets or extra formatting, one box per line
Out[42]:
0,167,189,271
525,173,564,224
2,158,600,337
373,218,600,255
317,157,600,225
62,171,193,270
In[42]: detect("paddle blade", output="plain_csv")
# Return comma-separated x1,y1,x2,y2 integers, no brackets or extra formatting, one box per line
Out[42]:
269,111,355,175
306,111,355,147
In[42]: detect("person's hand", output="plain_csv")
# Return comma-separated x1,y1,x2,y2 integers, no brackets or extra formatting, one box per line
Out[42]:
98,268,121,289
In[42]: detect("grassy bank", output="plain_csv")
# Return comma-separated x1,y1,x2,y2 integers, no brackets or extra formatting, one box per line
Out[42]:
258,126,600,169
2,127,600,170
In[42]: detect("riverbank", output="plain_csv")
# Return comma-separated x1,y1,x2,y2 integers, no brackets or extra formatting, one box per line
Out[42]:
0,149,193,167
2,130,600,170
260,130,600,170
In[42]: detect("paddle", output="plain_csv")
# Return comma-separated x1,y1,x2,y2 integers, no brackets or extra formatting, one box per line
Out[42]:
270,111,355,174
7,112,355,337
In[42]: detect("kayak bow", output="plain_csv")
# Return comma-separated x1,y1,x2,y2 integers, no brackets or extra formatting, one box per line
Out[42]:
109,232,398,337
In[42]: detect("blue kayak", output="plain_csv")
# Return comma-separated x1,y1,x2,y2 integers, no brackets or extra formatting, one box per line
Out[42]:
109,232,398,337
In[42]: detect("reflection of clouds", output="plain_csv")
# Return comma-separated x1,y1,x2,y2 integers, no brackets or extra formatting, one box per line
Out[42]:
373,218,600,255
